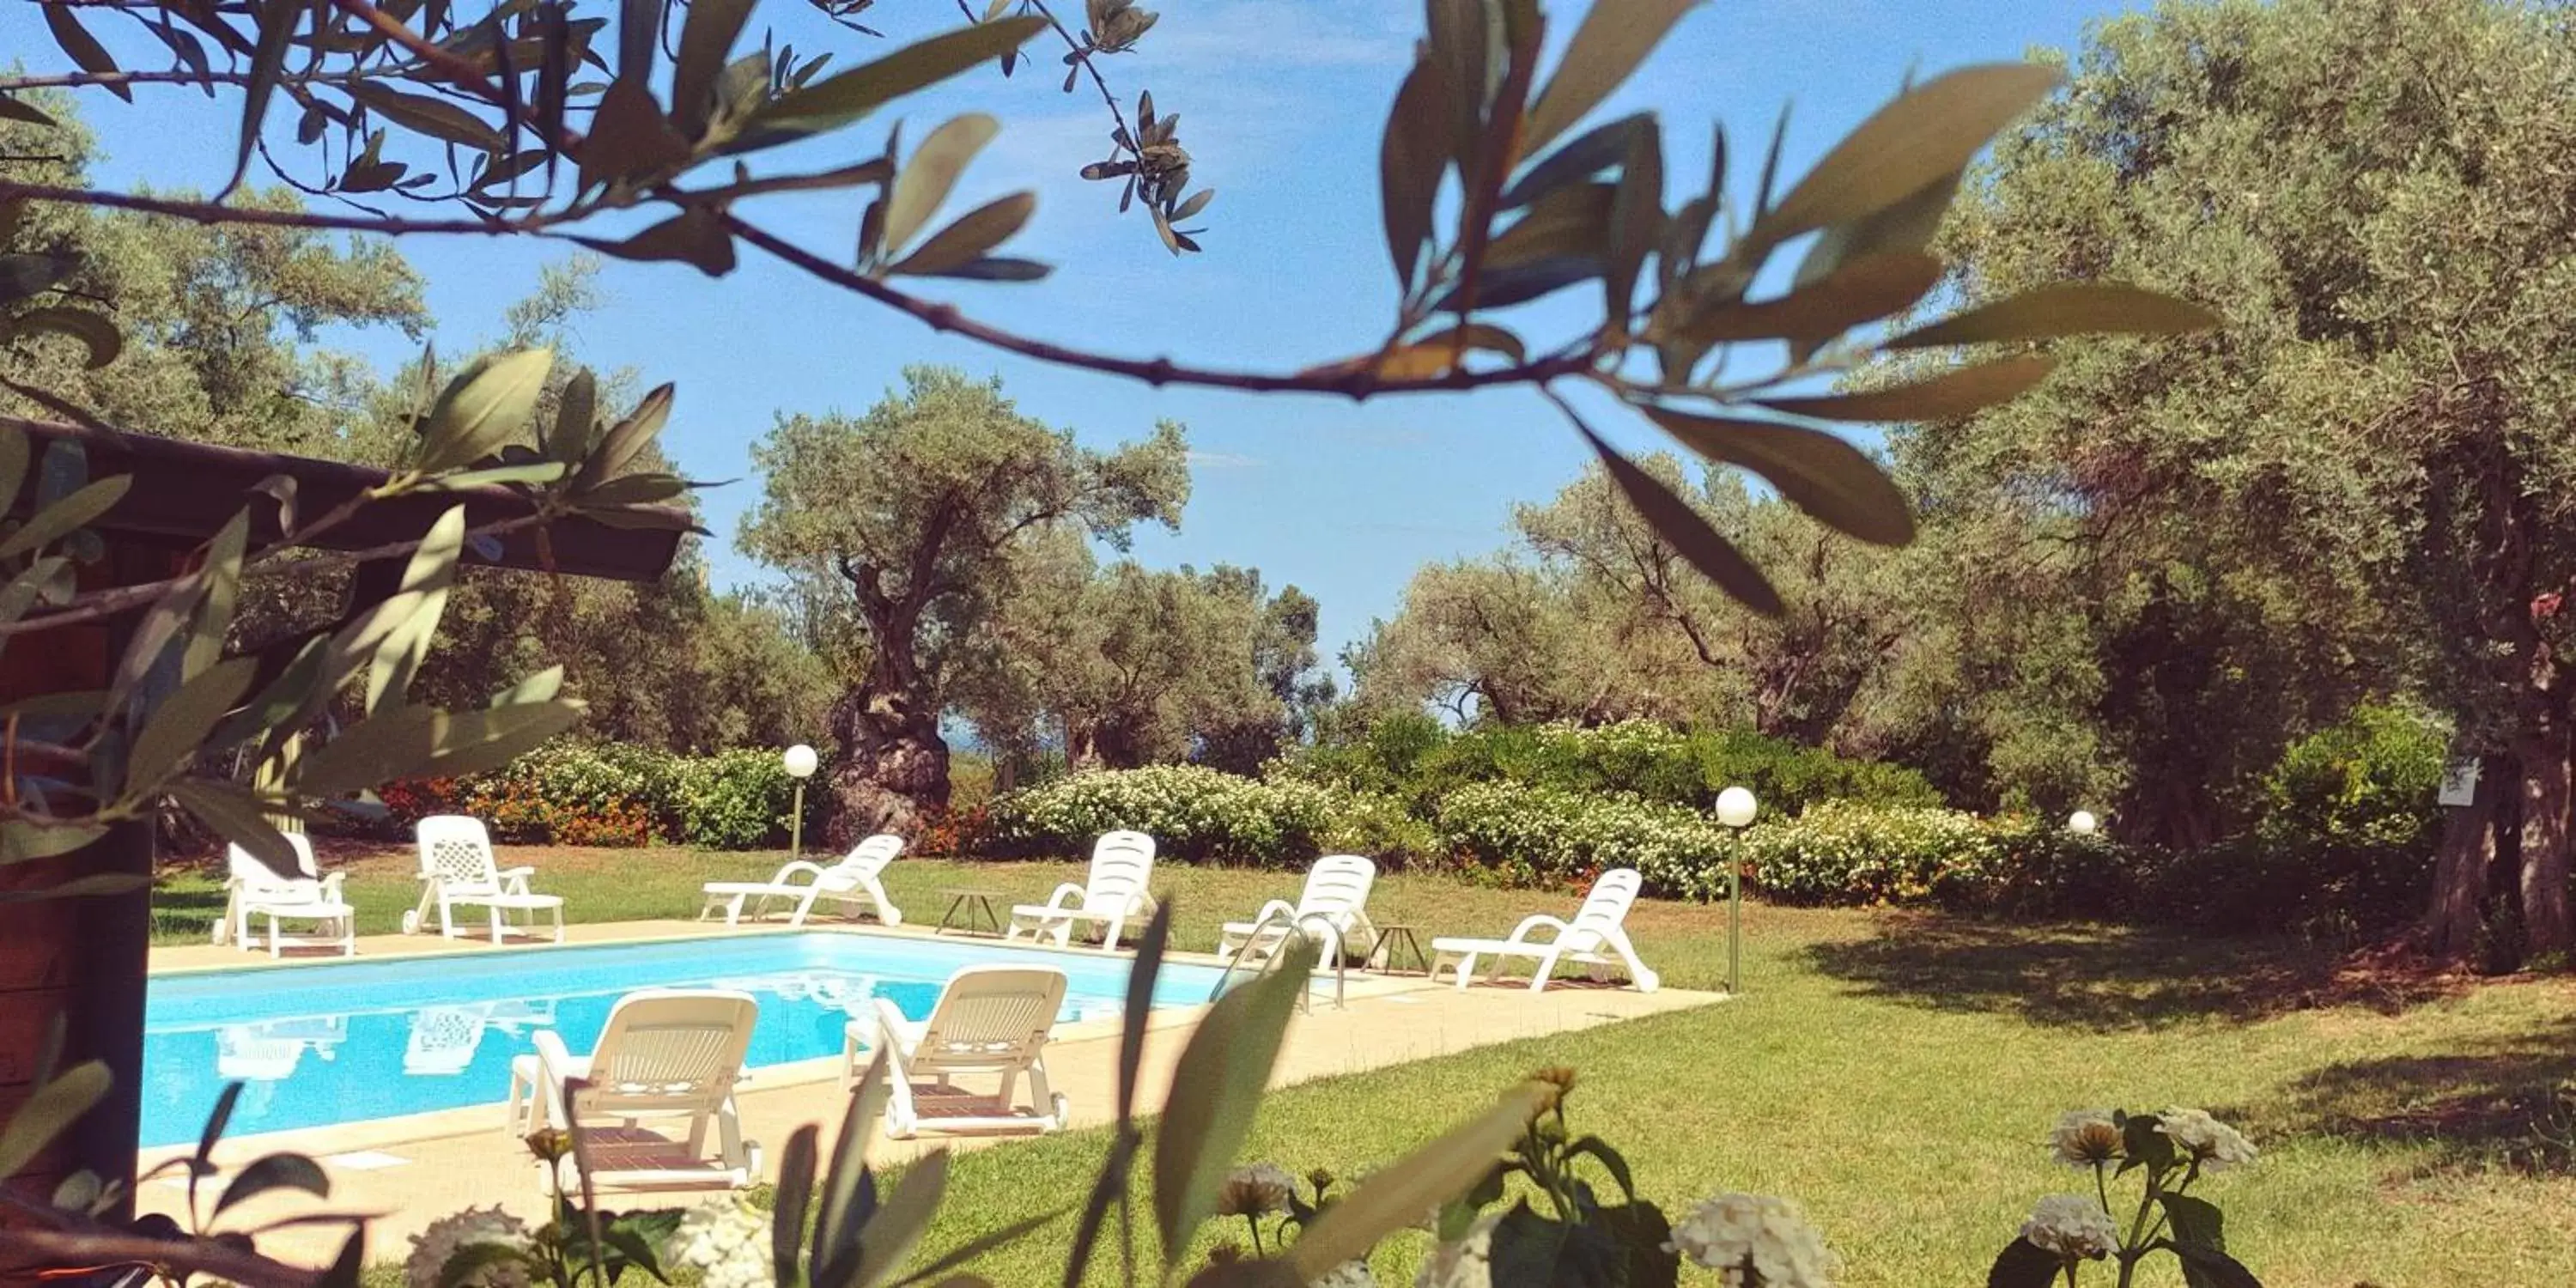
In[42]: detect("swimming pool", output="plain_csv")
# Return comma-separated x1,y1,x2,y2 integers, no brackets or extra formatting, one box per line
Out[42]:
141,933,1227,1147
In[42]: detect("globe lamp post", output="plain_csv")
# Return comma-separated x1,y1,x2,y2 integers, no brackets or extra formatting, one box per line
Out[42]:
783,744,819,858
1715,786,1758,994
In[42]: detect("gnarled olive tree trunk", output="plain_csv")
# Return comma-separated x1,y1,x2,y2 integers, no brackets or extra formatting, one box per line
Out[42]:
822,557,951,846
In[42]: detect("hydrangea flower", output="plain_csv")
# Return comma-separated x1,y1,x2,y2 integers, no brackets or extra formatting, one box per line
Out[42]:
403,1206,532,1288
1413,1210,1500,1288
665,1195,775,1288
2051,1109,2123,1168
2154,1108,2258,1172
2020,1194,2119,1261
1311,1257,1380,1288
1663,1193,1840,1288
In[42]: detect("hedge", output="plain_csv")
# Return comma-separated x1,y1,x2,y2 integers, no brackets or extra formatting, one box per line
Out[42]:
377,739,808,851
1274,716,1941,815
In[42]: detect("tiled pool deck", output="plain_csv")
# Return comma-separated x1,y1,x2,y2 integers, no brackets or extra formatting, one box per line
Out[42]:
141,919,1722,1267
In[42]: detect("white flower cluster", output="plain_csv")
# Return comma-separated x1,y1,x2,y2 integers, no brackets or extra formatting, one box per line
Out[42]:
403,1206,532,1288
1413,1210,1500,1288
2154,1108,2259,1171
1663,1193,1841,1288
665,1195,775,1288
2020,1194,2119,1261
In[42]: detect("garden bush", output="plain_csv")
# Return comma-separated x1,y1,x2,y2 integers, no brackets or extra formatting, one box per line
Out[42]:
1729,801,2133,916
1274,715,1940,816
984,764,1425,867
375,738,808,850
1430,780,1735,892
2132,704,2445,939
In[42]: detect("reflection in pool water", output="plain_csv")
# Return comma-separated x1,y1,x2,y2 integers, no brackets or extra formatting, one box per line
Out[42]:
143,933,1224,1147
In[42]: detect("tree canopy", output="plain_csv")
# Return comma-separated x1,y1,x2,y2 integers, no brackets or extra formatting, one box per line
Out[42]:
738,366,1191,835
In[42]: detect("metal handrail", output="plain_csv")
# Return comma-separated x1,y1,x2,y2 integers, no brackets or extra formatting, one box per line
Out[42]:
1210,909,1348,1011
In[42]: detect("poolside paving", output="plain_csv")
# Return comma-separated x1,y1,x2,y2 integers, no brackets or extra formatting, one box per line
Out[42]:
137,918,1722,1268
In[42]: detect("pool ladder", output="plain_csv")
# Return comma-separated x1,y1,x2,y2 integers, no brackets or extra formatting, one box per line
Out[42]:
1208,908,1349,1012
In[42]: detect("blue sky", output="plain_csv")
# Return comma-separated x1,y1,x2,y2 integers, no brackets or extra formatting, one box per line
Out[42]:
15,0,2141,671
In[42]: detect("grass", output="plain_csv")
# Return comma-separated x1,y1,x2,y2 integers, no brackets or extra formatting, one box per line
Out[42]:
158,847,2576,1286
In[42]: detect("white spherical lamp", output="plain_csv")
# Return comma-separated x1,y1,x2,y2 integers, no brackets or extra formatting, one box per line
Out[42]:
1715,786,1759,829
782,744,819,780
2068,810,2099,835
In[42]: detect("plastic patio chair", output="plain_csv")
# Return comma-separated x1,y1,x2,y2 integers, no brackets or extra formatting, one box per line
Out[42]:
506,989,762,1194
1427,867,1662,993
842,965,1071,1139
215,833,356,957
1215,854,1380,965
1003,831,1157,951
698,834,905,927
404,815,565,944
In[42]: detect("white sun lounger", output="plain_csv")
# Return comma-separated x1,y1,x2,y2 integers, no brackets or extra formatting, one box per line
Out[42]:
214,832,356,957
1429,867,1661,993
1003,830,1157,951
845,965,1071,1139
404,815,565,944
1215,854,1379,964
507,989,762,1194
698,834,904,927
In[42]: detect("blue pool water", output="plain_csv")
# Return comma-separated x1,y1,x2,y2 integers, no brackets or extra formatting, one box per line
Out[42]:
141,933,1225,1147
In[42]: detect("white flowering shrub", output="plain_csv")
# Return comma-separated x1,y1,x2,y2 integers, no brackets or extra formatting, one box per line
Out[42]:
1732,800,2134,915
988,763,1376,866
1431,781,1734,892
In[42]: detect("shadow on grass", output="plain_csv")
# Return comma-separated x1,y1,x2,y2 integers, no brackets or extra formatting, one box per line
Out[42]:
1799,911,2470,1030
2278,1019,2576,1177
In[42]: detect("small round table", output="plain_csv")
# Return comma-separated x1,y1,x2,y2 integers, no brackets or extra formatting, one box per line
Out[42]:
1371,924,1429,975
937,889,1006,938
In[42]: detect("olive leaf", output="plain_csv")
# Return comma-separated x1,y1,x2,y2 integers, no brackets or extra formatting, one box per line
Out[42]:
1577,422,1783,616
1757,354,2055,423
227,0,304,197
1291,1084,1551,1276
1883,282,2222,349
0,95,57,128
546,368,599,466
346,82,506,150
578,77,692,192
738,17,1046,149
1664,251,1941,355
890,192,1036,276
1520,0,1693,161
672,0,756,139
1499,112,1649,211
884,114,1001,257
126,657,258,793
43,4,128,102
576,207,738,276
0,1060,110,1182
0,476,131,562
1153,940,1318,1261
1380,57,1451,296
1486,182,1614,271
1639,408,1914,546
1753,64,2061,247
416,348,554,473
1603,118,1664,324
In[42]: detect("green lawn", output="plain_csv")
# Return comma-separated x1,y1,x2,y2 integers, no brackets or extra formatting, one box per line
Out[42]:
161,847,2576,1286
